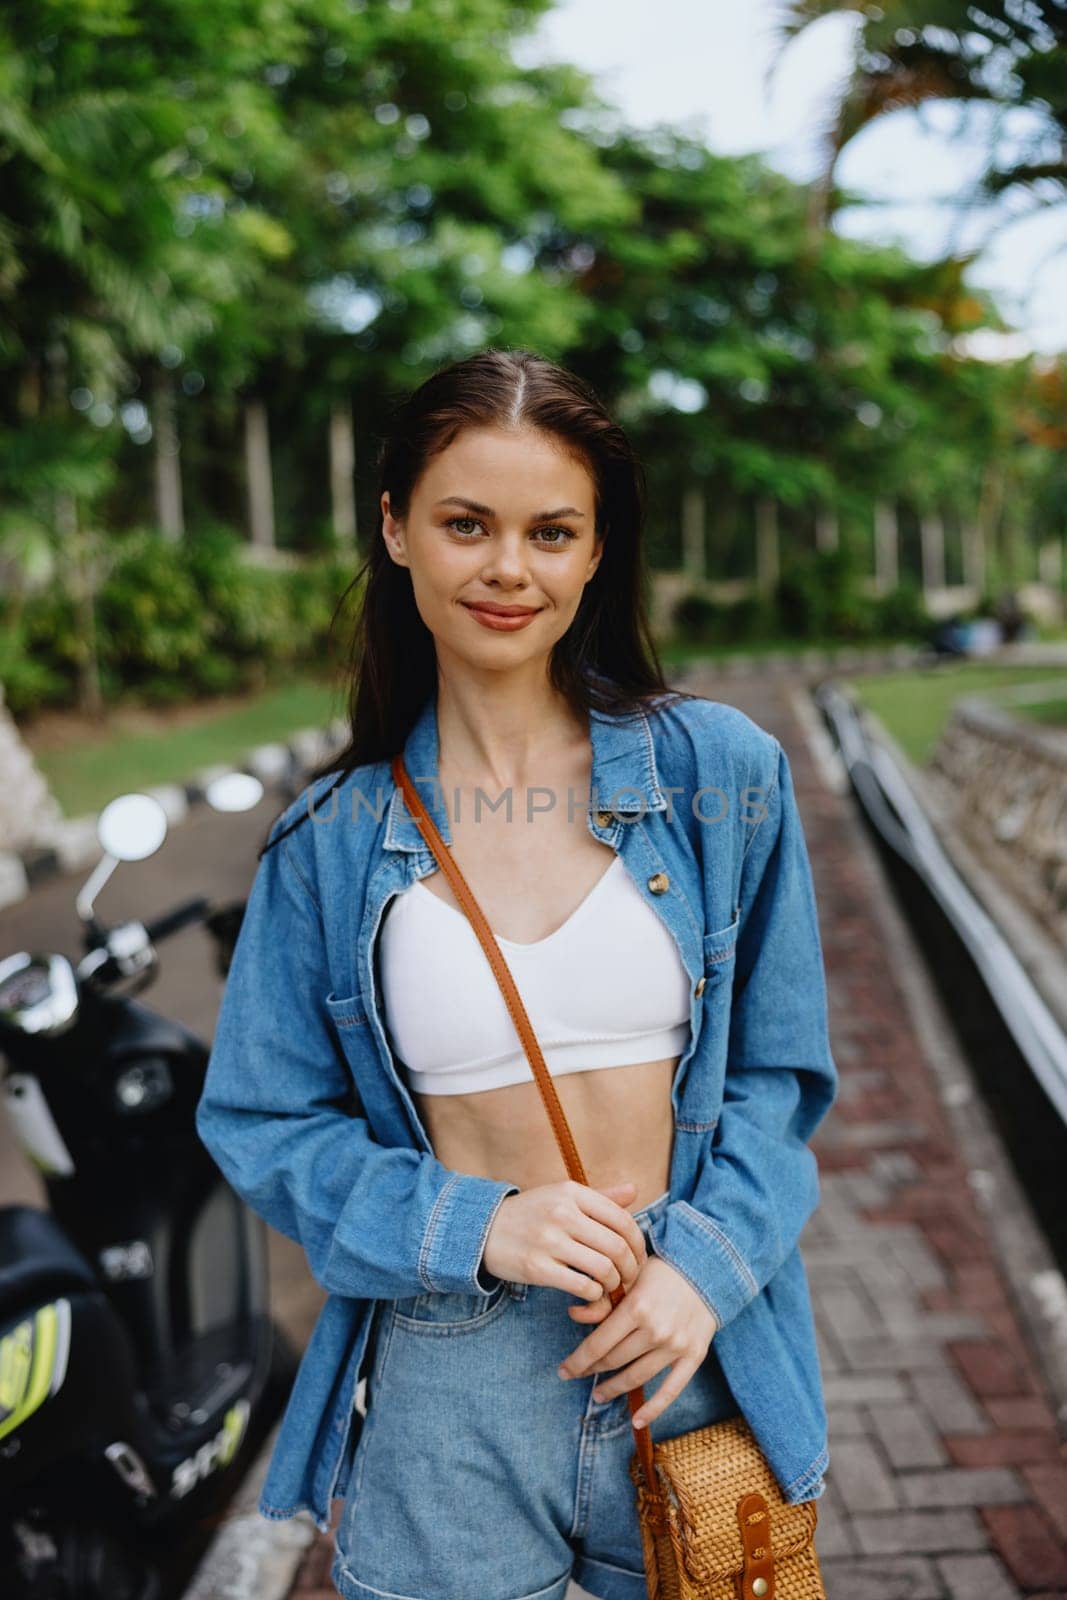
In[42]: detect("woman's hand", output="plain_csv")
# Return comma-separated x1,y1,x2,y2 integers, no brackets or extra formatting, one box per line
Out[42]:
558,1254,720,1430
481,1179,648,1300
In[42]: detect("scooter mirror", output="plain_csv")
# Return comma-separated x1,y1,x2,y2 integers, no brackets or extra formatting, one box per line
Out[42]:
96,793,169,862
204,771,264,813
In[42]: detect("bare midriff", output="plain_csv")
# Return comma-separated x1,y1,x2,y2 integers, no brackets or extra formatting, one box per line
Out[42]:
412,1057,676,1214
406,757,678,1214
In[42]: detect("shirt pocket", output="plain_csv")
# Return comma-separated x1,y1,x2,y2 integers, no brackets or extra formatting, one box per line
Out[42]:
701,914,739,1047
678,915,740,1130
325,990,370,1030
324,991,372,1114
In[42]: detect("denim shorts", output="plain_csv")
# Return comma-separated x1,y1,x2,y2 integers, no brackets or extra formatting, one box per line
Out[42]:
330,1189,742,1600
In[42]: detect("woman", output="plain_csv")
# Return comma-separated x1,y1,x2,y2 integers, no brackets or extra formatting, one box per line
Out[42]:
196,347,838,1600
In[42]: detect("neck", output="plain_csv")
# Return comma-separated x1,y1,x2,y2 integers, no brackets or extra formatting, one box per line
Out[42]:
434,664,586,793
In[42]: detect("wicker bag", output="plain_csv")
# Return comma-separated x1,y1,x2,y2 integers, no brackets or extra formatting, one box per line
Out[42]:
393,755,828,1600
627,1415,824,1600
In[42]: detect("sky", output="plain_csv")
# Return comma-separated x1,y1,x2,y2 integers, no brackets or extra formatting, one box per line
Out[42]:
519,0,1066,356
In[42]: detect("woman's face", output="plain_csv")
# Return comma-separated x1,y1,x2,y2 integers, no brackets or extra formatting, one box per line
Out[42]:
381,425,603,675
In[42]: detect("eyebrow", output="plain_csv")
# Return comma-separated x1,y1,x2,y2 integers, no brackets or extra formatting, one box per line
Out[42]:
434,496,585,520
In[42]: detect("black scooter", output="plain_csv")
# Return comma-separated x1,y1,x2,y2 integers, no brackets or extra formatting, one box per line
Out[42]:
0,775,297,1599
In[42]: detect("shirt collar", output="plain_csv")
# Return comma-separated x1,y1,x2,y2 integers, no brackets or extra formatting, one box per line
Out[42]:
384,672,668,854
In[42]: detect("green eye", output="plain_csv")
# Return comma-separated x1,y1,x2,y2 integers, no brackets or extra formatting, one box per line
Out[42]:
444,516,577,548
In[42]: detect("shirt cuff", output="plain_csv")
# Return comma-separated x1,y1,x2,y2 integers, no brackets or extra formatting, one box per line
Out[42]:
420,1172,521,1295
646,1199,757,1331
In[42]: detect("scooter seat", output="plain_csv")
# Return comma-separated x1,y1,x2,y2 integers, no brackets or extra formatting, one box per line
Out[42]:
0,1205,97,1321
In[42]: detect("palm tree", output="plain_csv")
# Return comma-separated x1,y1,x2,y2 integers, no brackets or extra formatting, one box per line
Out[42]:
777,2,1066,229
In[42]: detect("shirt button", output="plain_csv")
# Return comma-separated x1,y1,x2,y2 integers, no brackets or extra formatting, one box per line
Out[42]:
647,872,669,894
694,976,707,996
595,810,614,827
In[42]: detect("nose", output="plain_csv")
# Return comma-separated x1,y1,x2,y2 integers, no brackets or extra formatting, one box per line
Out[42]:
479,531,533,589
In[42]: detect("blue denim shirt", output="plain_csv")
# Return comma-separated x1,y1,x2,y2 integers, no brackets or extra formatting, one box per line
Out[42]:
195,681,839,1531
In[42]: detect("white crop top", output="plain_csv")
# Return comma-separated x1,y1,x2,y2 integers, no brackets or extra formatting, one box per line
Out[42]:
378,854,692,1095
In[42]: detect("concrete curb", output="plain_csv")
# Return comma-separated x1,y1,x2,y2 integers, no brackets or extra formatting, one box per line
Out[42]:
0,717,351,911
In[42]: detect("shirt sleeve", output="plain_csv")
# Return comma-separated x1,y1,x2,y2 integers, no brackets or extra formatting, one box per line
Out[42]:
646,738,838,1331
195,820,519,1302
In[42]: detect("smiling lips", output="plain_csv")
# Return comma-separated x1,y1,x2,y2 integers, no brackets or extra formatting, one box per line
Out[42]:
462,601,542,631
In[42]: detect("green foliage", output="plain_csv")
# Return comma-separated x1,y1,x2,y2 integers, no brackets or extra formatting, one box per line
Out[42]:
775,547,868,639
716,594,783,644
0,620,69,715
671,591,723,641
1,526,359,717
870,579,929,639
670,587,782,646
0,0,1060,721
780,553,826,640
98,532,211,696
668,549,934,648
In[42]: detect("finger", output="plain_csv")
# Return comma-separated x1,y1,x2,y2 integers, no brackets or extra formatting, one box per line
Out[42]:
560,1303,640,1378
630,1357,700,1429
550,1188,644,1289
545,1258,615,1302
568,1296,613,1323
578,1189,649,1272
570,1211,646,1287
563,1230,639,1294
568,1247,645,1318
575,1216,643,1292
584,1326,657,1384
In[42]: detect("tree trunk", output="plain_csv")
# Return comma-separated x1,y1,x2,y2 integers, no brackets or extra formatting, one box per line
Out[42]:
874,501,899,592
1000,500,1027,591
976,461,1005,597
58,491,103,721
17,359,42,421
153,367,184,541
244,397,276,549
755,496,779,594
1037,537,1063,594
329,397,358,546
815,504,839,553
46,333,103,719
920,511,946,598
962,520,986,595
681,484,705,581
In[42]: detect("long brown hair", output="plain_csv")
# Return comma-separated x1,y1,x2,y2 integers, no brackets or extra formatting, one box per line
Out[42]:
261,346,695,856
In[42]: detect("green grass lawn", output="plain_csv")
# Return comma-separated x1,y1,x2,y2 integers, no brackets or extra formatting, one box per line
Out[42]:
845,664,1067,765
24,674,348,818
1010,696,1067,729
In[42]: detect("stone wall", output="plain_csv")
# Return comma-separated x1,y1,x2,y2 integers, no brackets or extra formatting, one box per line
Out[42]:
928,688,1067,949
0,683,64,854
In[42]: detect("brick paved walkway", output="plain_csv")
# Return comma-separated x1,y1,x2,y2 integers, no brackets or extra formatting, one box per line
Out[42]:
285,672,1067,1600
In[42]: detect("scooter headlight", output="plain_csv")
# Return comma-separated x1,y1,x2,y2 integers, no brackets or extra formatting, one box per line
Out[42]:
114,1057,173,1112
